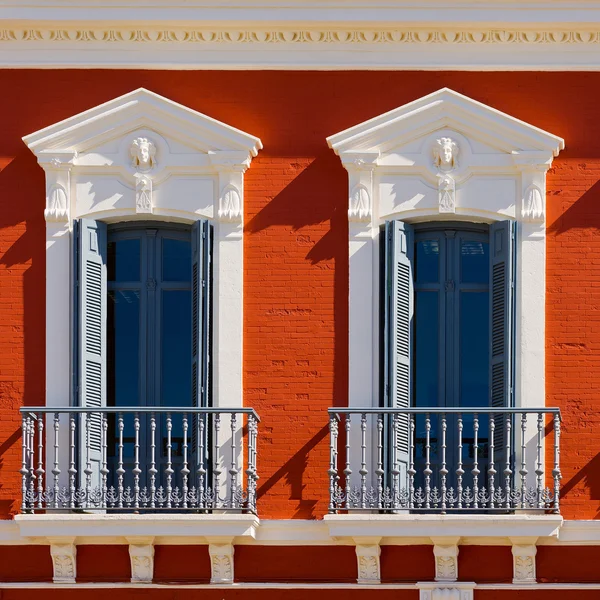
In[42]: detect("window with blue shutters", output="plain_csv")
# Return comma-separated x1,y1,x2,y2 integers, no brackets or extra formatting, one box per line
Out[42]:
383,220,515,493
73,219,212,490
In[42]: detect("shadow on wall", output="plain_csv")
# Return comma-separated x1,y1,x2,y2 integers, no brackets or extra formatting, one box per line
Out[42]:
256,425,330,519
0,148,46,517
559,453,600,517
246,151,349,518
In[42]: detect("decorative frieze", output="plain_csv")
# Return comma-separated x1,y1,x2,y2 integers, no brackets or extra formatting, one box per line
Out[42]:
127,537,155,583
208,542,234,584
354,539,381,584
3,28,600,46
49,538,76,584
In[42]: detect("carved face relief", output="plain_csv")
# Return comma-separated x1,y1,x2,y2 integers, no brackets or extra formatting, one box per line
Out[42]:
433,137,459,171
130,137,157,171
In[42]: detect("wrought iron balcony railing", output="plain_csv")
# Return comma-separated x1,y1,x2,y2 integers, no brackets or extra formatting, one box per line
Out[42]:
328,407,561,513
20,407,259,514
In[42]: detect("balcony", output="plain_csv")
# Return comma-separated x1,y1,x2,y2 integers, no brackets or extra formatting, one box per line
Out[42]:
327,407,561,513
20,407,259,514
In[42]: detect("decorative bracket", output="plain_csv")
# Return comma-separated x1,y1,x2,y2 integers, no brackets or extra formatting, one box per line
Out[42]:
209,151,252,224
510,537,538,584
40,155,74,223
513,152,553,223
340,152,378,224
432,537,460,582
208,540,235,584
354,537,381,584
48,537,77,584
127,536,155,583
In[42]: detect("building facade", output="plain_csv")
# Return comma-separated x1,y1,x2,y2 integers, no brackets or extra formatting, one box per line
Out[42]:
1,1,600,598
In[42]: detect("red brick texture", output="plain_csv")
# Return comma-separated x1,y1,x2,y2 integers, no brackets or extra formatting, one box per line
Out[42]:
0,71,599,522
235,545,357,583
76,545,131,583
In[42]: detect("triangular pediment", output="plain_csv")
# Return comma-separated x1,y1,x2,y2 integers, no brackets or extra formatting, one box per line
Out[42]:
23,88,262,157
327,88,563,157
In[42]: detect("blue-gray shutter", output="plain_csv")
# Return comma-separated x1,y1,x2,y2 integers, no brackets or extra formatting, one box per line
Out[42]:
75,218,107,493
191,220,212,481
384,220,414,488
489,220,515,451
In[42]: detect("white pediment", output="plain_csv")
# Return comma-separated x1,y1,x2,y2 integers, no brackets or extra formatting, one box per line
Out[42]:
23,88,262,224
327,88,564,224
23,87,262,159
327,88,563,160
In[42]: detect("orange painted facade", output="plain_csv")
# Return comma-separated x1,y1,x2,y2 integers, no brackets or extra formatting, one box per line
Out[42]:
0,70,600,589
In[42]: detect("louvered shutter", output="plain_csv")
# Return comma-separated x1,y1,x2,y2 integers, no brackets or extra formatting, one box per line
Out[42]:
489,220,515,458
191,220,212,485
75,218,107,495
384,220,414,489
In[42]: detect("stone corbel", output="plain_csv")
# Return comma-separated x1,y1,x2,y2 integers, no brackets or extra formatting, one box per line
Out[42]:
39,155,74,223
340,153,378,224
512,152,553,223
431,537,460,582
353,536,381,584
510,537,538,584
126,536,155,583
417,582,475,600
207,538,235,584
48,537,77,584
209,151,251,223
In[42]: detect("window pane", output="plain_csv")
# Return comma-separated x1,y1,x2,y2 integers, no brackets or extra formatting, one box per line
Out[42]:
416,240,440,284
461,240,489,284
162,238,191,282
107,239,141,282
415,291,439,406
459,291,490,407
107,289,140,459
161,290,192,456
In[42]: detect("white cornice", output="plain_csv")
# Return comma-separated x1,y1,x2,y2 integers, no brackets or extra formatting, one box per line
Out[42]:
4,14,600,69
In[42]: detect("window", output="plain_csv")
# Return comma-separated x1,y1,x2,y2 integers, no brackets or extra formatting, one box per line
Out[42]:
382,219,515,489
73,219,212,487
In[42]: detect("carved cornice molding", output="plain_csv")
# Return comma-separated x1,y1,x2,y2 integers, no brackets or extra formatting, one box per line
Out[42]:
3,28,600,45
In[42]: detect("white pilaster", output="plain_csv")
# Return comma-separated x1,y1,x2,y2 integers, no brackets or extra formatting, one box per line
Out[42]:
208,540,235,584
432,537,460,583
127,536,155,583
49,537,77,584
510,536,537,584
354,537,381,584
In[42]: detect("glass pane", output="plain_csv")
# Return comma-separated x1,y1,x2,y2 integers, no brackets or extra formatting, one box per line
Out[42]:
459,291,490,456
162,238,191,282
161,290,192,455
416,240,440,284
107,289,140,459
461,240,489,284
414,291,439,459
107,239,141,282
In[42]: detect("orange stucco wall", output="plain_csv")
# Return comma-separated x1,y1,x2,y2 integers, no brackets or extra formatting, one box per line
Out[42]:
0,71,599,522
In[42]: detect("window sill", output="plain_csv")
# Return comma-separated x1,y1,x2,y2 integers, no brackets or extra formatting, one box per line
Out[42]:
323,513,563,541
14,513,259,542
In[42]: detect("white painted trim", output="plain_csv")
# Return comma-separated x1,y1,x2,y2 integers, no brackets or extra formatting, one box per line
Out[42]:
14,514,259,541
6,517,600,547
324,514,563,540
3,582,600,590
